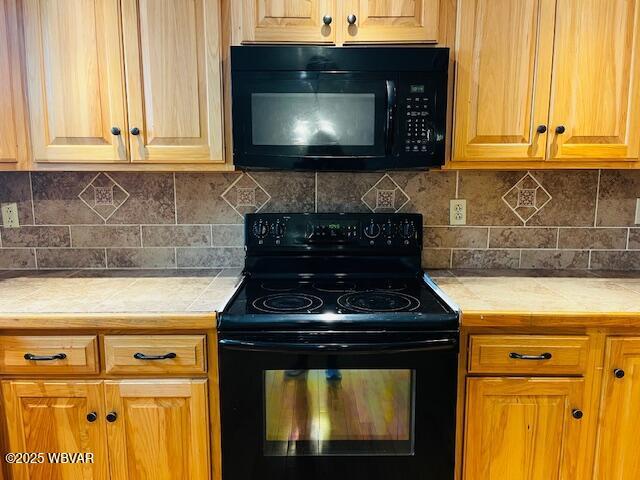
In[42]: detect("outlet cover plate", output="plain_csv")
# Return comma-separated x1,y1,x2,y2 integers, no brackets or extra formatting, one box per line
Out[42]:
635,198,640,225
1,203,19,228
450,199,467,226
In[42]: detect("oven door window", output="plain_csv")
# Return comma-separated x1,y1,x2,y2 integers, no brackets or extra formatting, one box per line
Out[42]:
235,73,390,159
264,369,414,456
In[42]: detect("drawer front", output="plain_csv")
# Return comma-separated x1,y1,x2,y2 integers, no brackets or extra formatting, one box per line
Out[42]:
468,335,590,375
104,335,206,375
0,336,99,374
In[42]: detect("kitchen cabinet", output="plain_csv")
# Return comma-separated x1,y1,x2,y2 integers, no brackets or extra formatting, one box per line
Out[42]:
341,0,439,44
452,0,640,168
463,377,586,479
0,0,28,169
233,0,439,45
2,380,110,480
20,0,226,169
548,0,640,162
105,380,210,480
594,337,640,479
452,0,555,163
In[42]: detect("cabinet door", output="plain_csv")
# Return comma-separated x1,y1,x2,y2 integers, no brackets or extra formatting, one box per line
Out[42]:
548,0,640,161
595,337,640,478
105,379,210,480
452,0,555,162
464,378,586,480
239,0,336,43
21,0,127,164
1,380,109,480
121,0,225,164
0,0,28,168
342,0,439,43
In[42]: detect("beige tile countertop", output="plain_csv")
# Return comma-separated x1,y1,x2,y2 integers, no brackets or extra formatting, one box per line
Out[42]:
0,269,243,315
429,269,640,327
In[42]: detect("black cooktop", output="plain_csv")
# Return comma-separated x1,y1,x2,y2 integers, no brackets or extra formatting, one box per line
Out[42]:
219,275,458,331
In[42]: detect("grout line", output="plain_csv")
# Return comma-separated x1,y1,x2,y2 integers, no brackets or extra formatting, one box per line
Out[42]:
174,247,178,270
28,172,36,225
449,249,453,269
33,247,38,269
486,227,491,248
68,226,73,248
518,249,523,268
173,173,178,225
555,227,560,249
103,248,107,269
588,250,592,269
139,225,143,247
626,228,631,250
593,169,601,228
210,224,214,247
186,270,223,311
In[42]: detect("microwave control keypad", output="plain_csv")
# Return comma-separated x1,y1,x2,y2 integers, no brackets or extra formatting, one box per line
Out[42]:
404,96,434,154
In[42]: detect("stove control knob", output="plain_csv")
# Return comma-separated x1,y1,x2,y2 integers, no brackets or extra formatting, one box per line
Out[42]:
274,222,286,237
382,222,395,238
364,222,381,239
401,222,416,239
252,220,270,239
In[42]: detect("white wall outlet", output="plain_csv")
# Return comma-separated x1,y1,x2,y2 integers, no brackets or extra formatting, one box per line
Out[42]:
1,203,19,228
450,199,467,225
635,198,640,225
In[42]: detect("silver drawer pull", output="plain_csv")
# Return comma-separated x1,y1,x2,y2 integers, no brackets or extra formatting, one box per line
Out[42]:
509,352,552,361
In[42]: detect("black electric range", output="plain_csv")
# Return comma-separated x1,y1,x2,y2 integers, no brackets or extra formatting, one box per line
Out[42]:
218,213,460,480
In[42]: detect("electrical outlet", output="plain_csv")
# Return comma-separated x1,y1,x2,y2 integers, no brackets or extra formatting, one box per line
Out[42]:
1,203,19,228
450,199,467,225
635,198,640,225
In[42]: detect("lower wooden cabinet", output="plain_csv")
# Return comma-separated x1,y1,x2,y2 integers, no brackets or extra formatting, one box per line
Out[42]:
594,337,640,479
463,377,586,479
1,379,210,480
1,380,110,480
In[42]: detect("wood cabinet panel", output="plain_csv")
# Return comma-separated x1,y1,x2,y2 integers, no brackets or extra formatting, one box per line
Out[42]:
452,0,555,162
0,336,98,375
463,377,585,479
468,335,590,375
239,0,336,43
1,380,109,480
105,379,210,480
0,0,27,168
21,0,128,164
103,335,207,375
342,0,439,43
121,0,225,163
595,337,640,478
548,0,640,161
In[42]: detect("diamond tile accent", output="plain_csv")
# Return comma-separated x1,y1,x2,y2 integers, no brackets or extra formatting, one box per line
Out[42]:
221,173,271,217
502,172,552,223
362,174,410,213
78,173,130,222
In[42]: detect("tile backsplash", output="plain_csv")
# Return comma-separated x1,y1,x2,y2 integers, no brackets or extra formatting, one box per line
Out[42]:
0,170,639,270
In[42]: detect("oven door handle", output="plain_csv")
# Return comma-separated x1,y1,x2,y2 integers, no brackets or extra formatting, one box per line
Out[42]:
385,80,397,155
219,337,457,354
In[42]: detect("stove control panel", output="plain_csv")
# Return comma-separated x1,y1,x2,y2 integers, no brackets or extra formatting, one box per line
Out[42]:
246,213,422,250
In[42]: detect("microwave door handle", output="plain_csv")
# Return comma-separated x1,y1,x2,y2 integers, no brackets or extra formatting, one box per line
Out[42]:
219,337,457,354
385,80,397,155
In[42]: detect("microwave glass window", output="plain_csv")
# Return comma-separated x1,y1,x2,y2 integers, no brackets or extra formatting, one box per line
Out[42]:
264,369,415,456
251,93,375,147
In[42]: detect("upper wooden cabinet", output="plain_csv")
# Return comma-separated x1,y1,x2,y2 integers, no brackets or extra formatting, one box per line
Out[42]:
453,0,555,163
595,337,640,479
463,377,586,479
21,0,128,164
0,0,28,168
233,0,439,44
20,0,225,167
342,0,439,43
548,0,640,161
452,0,640,168
121,0,225,164
238,0,336,43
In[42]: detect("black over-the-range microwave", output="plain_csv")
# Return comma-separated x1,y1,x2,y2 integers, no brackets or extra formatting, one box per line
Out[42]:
231,46,449,171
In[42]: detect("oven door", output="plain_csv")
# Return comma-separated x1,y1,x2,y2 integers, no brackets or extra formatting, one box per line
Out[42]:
232,72,397,170
218,331,458,480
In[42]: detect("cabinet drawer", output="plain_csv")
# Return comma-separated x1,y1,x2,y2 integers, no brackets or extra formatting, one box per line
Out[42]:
104,335,206,375
0,336,98,374
468,335,590,375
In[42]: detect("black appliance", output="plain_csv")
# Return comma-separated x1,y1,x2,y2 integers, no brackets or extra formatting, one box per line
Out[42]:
231,46,449,170
218,213,460,480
